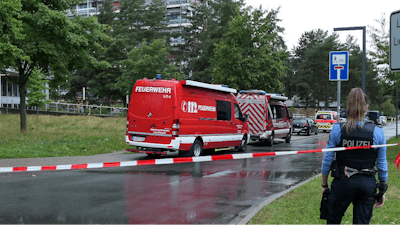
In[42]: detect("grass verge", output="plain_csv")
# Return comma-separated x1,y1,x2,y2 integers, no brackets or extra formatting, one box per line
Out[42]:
249,137,400,224
0,114,127,159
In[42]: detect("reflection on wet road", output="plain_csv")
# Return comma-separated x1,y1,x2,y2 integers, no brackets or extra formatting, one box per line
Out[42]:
122,152,324,224
0,133,331,224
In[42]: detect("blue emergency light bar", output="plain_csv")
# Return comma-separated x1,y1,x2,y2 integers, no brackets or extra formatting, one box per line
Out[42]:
239,90,266,95
266,93,281,96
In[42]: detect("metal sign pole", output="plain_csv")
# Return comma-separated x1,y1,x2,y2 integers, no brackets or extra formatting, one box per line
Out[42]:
337,80,341,123
330,51,348,123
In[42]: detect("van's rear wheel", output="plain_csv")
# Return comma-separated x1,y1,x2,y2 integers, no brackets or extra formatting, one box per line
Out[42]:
238,136,247,152
265,134,274,146
285,132,291,143
180,139,203,157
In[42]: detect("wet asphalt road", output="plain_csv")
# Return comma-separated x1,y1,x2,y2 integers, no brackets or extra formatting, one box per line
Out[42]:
0,122,397,224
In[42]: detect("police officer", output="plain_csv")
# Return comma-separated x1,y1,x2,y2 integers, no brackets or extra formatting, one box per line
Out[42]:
321,88,388,224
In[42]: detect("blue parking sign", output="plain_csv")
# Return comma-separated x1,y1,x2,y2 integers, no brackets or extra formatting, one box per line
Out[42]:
329,51,349,81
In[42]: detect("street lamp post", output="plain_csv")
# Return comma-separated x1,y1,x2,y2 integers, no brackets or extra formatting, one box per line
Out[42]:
333,26,366,94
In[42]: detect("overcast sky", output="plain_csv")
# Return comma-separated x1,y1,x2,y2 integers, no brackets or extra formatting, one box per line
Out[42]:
244,0,398,51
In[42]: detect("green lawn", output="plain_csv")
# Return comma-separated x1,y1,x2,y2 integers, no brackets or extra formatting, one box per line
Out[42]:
0,114,128,159
249,137,400,224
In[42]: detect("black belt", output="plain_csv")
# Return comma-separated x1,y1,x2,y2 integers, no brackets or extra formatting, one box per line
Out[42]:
345,166,376,177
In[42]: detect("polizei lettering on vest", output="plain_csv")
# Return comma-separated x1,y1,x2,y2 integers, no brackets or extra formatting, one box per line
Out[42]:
342,139,371,147
135,86,172,94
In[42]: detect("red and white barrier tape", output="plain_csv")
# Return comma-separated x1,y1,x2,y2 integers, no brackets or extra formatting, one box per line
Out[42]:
1,144,400,173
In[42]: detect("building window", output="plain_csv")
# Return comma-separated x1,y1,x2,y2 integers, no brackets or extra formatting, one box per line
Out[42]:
8,80,12,97
13,83,18,97
168,12,180,20
2,78,7,96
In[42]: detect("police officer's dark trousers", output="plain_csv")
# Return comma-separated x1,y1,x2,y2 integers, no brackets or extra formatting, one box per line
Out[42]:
326,174,376,224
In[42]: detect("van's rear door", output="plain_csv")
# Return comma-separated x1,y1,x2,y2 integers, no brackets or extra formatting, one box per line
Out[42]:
128,80,175,138
237,94,266,136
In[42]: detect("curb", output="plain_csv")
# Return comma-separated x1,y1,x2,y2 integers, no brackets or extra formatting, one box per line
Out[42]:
230,173,322,225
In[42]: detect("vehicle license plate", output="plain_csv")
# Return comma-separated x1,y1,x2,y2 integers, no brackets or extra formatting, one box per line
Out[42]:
133,136,145,142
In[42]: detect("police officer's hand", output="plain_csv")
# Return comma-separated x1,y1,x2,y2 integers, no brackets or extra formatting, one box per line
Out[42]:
375,194,385,208
322,187,330,195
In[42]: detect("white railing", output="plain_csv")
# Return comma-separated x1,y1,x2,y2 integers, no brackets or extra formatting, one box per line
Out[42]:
45,102,128,116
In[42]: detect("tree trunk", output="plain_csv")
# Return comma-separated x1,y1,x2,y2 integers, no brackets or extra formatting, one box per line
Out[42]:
19,76,27,133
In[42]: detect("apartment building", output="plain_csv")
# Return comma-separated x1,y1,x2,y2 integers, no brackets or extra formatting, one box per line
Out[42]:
0,70,20,108
0,70,50,109
67,0,197,45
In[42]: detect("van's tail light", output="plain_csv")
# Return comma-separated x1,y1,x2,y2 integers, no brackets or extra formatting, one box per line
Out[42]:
303,124,308,127
126,117,129,133
172,119,180,137
264,120,267,129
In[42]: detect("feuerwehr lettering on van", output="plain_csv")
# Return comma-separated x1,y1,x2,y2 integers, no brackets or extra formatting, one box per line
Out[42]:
135,86,172,94
342,139,371,147
181,100,216,113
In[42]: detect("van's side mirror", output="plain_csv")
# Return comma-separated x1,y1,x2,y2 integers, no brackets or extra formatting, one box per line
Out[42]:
243,114,249,122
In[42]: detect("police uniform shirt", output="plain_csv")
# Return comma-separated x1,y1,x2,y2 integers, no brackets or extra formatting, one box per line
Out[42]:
321,122,388,182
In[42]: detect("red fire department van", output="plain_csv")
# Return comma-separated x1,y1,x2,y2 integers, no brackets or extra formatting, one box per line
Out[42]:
236,90,292,146
125,76,249,157
315,111,338,132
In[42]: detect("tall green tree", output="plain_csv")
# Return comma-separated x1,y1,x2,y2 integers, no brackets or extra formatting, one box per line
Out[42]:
382,99,396,116
289,29,339,109
337,35,381,110
97,0,115,26
26,68,51,108
301,34,340,109
368,13,397,110
114,0,170,46
211,6,287,91
369,13,391,77
71,0,120,105
0,0,111,133
118,38,181,94
179,0,245,83
0,0,26,68
81,0,172,105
